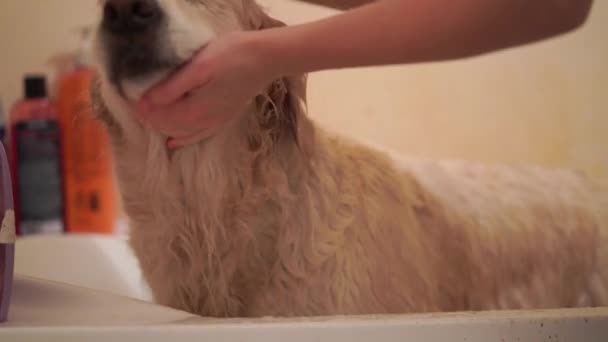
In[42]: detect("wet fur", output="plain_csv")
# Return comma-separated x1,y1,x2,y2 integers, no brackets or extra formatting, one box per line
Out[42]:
91,0,608,317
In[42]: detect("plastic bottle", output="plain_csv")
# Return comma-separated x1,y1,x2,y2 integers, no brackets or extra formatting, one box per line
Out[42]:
0,140,15,322
0,99,6,142
56,26,116,234
8,75,65,236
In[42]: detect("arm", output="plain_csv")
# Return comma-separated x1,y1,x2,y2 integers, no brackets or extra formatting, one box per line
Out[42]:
136,0,593,147
257,0,593,75
295,0,374,10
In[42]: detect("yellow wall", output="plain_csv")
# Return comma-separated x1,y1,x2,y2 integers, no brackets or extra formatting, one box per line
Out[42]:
1,0,606,177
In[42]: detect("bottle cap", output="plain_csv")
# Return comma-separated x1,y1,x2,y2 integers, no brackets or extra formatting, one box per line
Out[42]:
74,26,94,67
24,75,47,99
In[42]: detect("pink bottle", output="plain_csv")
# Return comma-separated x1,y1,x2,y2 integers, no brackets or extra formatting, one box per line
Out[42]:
8,75,65,236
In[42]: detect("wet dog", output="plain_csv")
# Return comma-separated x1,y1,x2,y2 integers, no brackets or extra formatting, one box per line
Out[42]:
90,0,608,317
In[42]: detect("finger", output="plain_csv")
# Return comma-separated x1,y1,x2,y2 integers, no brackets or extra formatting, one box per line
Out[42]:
151,85,218,123
144,106,232,137
127,103,147,126
141,56,211,109
142,118,186,138
168,128,219,149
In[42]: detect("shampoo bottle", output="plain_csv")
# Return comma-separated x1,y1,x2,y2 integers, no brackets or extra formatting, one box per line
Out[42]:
9,75,65,236
57,27,116,234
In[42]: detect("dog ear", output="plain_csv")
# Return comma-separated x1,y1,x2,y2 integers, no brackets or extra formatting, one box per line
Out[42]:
244,6,311,152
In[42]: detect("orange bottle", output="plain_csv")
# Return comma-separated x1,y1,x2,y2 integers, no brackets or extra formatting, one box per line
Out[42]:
56,27,116,234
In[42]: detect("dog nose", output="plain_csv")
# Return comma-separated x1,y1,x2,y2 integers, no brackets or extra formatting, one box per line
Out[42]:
103,0,162,34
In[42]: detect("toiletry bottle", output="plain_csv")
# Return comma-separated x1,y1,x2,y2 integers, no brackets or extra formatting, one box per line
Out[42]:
9,75,65,236
0,140,15,322
57,26,116,234
0,99,6,142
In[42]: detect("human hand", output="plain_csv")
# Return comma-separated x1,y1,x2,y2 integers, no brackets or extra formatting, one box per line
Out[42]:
135,31,275,148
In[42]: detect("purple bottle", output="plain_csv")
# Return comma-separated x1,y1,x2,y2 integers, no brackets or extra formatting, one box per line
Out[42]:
0,140,15,323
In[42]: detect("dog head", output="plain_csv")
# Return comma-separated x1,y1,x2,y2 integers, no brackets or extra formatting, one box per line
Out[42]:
91,0,309,148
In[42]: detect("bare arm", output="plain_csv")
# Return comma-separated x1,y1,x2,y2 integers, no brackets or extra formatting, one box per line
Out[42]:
255,0,593,76
295,0,374,10
137,0,593,146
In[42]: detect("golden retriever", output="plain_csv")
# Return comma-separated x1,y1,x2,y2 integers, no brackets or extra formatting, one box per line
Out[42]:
89,0,608,317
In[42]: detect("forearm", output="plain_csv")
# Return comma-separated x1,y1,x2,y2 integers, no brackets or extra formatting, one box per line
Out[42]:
258,0,593,75
295,0,374,10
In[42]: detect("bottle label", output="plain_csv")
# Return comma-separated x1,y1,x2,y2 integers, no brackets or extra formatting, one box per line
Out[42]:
15,120,64,235
0,209,15,244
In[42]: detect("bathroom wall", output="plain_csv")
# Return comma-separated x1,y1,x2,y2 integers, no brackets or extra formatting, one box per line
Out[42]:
267,1,608,178
0,0,606,178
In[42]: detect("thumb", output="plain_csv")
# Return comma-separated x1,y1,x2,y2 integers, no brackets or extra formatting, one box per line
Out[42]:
168,128,217,149
141,54,212,109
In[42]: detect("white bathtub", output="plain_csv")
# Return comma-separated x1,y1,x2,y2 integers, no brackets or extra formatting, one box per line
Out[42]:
5,234,608,341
